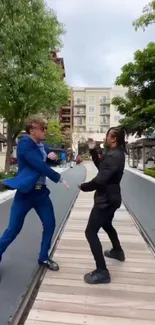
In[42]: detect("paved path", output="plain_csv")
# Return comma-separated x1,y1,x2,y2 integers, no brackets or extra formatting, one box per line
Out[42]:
0,164,86,325
25,162,155,325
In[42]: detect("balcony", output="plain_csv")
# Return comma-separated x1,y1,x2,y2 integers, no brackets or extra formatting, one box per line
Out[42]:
100,119,110,126
62,102,71,108
100,110,110,115
100,99,111,105
74,110,86,116
61,111,71,118
74,100,86,107
74,126,86,133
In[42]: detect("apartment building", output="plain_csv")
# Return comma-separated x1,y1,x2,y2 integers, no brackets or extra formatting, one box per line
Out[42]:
72,86,128,152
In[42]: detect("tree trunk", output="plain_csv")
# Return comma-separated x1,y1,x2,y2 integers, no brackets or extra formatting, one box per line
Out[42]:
4,125,13,173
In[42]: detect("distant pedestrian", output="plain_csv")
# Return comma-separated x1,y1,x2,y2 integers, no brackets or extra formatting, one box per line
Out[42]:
61,150,67,168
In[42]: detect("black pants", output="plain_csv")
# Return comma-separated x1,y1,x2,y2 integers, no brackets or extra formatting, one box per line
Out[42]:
85,205,122,270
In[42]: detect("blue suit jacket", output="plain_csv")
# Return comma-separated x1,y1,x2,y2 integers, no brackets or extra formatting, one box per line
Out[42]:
2,136,61,193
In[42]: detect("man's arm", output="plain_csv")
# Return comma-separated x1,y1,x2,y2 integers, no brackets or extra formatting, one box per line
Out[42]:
80,152,120,192
88,139,101,169
44,144,58,165
21,146,61,183
90,148,101,170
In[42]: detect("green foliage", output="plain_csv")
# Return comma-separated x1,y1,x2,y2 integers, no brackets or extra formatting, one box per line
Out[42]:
0,169,18,191
144,167,155,177
0,0,69,171
0,169,17,180
112,43,155,136
45,119,63,146
133,1,155,30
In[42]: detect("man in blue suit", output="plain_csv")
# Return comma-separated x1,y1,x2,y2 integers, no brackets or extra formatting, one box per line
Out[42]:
0,115,69,271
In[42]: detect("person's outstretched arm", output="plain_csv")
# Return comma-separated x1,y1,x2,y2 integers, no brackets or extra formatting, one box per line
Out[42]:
89,148,101,169
88,139,101,169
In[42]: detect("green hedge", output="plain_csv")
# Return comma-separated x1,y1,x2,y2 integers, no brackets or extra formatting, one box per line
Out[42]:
144,168,155,178
0,170,17,180
0,170,17,192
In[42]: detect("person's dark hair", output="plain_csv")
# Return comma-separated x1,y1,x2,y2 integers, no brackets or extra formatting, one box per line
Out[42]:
107,126,127,153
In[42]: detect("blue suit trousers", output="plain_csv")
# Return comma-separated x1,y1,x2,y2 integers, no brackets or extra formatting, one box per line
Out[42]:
0,187,55,262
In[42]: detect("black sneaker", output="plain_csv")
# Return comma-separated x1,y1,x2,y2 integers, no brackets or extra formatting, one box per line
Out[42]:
84,269,111,284
38,259,59,271
104,248,125,262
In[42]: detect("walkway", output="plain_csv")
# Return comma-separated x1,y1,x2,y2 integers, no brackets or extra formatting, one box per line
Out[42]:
25,162,155,325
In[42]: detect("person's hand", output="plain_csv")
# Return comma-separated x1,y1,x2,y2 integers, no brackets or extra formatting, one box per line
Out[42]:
48,152,57,160
63,179,70,189
88,139,96,149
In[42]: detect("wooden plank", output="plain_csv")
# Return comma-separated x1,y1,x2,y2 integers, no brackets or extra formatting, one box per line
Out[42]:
33,300,155,321
40,283,155,300
45,272,155,286
36,291,155,309
26,310,155,324
42,278,155,294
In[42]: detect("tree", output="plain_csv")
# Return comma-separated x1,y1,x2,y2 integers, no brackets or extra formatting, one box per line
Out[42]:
0,0,69,172
45,120,63,146
112,43,155,136
133,1,155,30
62,128,73,148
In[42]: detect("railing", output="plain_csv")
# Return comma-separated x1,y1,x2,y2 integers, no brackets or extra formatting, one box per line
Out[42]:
100,99,111,105
74,101,86,106
74,112,86,116
121,167,155,251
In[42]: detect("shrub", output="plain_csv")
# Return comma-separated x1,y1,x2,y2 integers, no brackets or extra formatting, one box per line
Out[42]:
144,168,155,178
0,169,18,192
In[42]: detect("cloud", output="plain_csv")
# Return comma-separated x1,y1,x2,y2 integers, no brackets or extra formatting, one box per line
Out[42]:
47,0,154,87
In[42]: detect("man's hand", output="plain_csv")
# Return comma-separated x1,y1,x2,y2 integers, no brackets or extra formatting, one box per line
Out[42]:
48,152,57,160
63,179,70,189
88,139,96,149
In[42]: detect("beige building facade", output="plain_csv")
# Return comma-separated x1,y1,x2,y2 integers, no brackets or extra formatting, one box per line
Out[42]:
72,86,128,152
0,119,7,169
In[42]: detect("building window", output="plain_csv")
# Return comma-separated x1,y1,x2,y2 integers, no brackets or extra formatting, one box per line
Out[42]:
77,117,83,125
89,116,95,123
100,116,109,125
100,106,106,114
75,108,85,115
89,106,95,112
76,97,85,104
100,96,106,104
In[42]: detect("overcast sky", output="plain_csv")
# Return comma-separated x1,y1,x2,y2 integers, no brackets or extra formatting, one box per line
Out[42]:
46,0,154,87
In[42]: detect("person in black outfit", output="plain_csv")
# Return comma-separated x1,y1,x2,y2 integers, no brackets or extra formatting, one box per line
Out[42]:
78,126,126,284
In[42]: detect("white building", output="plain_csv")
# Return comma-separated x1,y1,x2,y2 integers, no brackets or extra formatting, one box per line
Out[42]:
72,86,128,153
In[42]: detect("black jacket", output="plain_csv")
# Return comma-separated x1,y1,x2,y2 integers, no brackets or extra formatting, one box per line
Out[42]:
81,147,125,208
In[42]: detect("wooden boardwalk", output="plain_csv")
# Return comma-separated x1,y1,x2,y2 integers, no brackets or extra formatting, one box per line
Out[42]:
25,162,155,325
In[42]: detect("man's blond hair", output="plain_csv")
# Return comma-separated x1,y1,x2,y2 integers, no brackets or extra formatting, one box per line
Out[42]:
25,115,47,134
